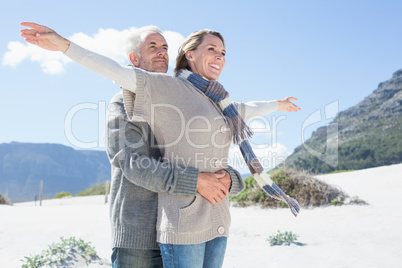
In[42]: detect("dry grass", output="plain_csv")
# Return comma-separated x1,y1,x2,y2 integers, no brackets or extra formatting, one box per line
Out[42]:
0,194,12,205
230,169,367,208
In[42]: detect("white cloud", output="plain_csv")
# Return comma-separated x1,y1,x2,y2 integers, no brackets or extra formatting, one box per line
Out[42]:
2,41,29,67
163,30,185,70
2,27,185,75
2,41,70,74
249,119,269,130
69,28,134,66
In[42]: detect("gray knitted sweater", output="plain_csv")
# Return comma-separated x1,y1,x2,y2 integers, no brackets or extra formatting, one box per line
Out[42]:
106,92,243,249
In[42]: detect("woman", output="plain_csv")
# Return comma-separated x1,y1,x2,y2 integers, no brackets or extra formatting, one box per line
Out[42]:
20,22,300,268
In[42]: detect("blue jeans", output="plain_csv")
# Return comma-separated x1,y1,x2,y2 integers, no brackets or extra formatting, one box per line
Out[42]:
111,248,163,268
159,237,227,268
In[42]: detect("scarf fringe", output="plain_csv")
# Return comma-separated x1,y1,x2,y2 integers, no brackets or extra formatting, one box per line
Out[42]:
254,172,301,217
229,113,253,144
233,125,254,144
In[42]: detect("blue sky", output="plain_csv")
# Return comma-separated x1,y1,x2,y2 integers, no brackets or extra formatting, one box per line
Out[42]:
2,0,402,172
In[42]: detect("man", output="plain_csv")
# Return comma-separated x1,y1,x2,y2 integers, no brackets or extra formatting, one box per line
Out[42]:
20,22,300,267
105,26,244,268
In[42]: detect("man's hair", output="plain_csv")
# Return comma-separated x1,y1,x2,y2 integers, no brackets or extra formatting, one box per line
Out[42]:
174,29,225,75
125,25,164,57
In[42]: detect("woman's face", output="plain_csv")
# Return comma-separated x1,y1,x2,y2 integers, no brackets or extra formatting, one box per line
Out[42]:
186,34,226,81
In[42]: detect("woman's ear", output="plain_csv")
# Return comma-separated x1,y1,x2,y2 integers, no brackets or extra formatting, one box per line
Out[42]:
129,52,140,67
185,51,194,62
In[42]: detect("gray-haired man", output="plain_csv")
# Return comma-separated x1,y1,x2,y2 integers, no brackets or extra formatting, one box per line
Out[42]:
105,26,244,268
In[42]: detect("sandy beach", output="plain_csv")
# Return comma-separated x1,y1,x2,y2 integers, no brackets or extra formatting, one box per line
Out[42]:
1,163,402,268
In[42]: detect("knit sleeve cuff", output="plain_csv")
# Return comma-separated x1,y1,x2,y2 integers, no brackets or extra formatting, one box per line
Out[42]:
225,167,244,196
172,166,199,195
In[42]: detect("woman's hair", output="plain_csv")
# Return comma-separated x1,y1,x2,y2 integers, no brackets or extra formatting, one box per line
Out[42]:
124,25,163,57
174,29,225,75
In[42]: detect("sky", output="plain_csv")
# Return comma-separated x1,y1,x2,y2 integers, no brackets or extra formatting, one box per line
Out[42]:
1,0,402,173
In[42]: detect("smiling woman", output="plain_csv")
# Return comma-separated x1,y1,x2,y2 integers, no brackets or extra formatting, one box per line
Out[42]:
174,29,226,81
185,34,226,81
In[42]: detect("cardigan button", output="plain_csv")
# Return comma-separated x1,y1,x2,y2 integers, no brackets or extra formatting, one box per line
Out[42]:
214,159,221,168
217,226,225,235
220,126,230,133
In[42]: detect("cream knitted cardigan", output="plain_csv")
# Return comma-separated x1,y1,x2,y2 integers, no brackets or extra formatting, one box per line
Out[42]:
64,42,280,244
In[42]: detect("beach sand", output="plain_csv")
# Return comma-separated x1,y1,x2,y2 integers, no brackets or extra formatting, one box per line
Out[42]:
1,163,401,267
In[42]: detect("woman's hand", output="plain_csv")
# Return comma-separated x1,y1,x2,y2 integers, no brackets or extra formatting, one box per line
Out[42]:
277,97,301,112
20,22,71,53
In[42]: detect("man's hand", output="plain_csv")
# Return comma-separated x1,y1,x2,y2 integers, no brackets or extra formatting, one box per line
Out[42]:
215,170,232,191
20,22,70,53
197,172,229,205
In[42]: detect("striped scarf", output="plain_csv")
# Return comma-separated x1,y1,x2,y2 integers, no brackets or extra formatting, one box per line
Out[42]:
177,69,300,216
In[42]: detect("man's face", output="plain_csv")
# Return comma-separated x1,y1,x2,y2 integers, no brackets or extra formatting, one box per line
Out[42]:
137,33,169,73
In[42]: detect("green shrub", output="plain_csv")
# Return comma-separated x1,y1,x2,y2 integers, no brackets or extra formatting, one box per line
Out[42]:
267,230,303,246
326,169,354,174
331,198,342,206
21,237,97,268
54,192,72,199
76,182,109,196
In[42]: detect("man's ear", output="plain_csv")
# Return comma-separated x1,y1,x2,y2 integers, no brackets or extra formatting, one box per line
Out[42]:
129,52,140,67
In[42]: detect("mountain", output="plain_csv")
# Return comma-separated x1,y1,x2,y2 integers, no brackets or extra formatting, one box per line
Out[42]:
0,142,110,203
284,69,402,173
